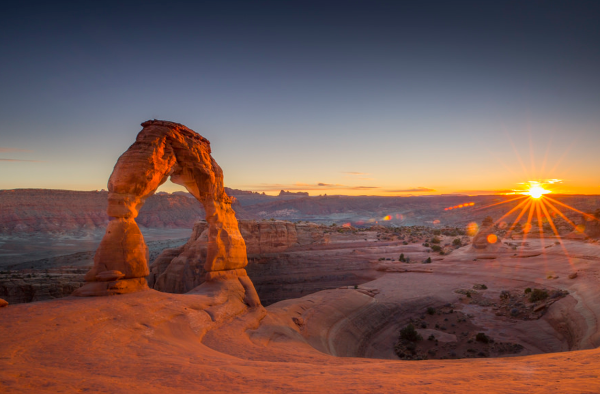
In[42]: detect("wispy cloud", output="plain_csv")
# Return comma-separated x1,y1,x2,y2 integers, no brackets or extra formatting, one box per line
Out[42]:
0,148,33,153
453,189,513,195
0,158,41,162
317,182,343,187
245,182,380,193
386,187,436,193
0,147,38,162
342,171,373,181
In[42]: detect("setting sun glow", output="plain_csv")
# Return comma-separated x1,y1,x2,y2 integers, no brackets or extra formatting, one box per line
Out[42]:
525,185,550,199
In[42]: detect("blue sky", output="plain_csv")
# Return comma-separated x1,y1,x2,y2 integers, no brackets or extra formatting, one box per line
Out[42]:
1,1,599,195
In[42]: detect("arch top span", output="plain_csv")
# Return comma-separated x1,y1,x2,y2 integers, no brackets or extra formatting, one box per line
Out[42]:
74,120,258,304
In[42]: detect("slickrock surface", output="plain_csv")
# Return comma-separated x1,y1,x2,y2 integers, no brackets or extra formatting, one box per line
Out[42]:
149,220,328,296
2,237,600,393
75,120,258,303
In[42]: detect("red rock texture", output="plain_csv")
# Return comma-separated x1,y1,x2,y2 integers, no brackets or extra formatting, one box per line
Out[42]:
148,219,327,295
75,120,257,301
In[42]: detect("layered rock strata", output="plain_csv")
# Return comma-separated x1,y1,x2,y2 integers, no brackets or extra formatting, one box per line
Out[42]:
149,220,379,305
74,120,259,306
149,219,324,294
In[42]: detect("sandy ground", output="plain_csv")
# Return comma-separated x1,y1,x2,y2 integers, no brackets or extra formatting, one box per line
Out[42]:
1,237,600,393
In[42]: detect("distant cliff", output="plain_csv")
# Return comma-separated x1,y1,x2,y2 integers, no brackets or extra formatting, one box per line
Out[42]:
0,189,205,234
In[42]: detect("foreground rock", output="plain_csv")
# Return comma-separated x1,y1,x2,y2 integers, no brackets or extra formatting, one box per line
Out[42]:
75,120,259,306
148,219,326,295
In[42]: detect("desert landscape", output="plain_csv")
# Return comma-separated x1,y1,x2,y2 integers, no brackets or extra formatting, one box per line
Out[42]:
2,1,600,392
2,120,600,393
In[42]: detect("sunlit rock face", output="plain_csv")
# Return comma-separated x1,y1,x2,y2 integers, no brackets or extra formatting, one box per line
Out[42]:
148,219,329,297
149,219,305,293
74,120,258,304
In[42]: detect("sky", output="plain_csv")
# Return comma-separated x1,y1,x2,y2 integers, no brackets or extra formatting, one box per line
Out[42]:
1,0,599,196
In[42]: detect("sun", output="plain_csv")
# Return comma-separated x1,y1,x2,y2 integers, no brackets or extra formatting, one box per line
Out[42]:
519,181,551,199
526,185,549,199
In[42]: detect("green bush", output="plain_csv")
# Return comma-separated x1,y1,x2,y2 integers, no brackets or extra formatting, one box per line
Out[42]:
427,307,436,315
453,238,462,246
475,333,489,343
423,257,432,264
399,253,405,262
431,245,442,252
431,237,441,244
524,287,532,294
529,289,549,303
400,324,422,342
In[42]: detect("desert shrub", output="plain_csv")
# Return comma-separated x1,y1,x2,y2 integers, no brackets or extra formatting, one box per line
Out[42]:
433,230,441,236
422,242,430,247
399,253,405,262
400,324,422,342
524,287,532,294
431,245,442,252
423,257,432,264
431,237,441,244
403,241,408,245
453,238,462,246
378,257,385,261
428,334,435,341
475,333,489,343
405,256,410,263
427,307,436,315
529,289,549,303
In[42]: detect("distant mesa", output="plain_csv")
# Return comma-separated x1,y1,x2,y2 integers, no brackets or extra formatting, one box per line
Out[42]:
73,120,260,306
278,190,309,197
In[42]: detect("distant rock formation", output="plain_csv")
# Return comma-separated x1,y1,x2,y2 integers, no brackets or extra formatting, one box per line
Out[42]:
567,213,600,240
74,120,259,306
149,219,327,294
278,190,309,197
472,217,502,251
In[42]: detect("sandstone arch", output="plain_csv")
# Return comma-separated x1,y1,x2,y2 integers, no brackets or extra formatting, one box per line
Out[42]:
74,120,259,305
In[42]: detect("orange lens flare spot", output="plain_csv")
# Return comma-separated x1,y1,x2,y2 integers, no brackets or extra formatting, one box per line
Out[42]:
383,215,391,221
466,222,479,236
487,234,498,244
